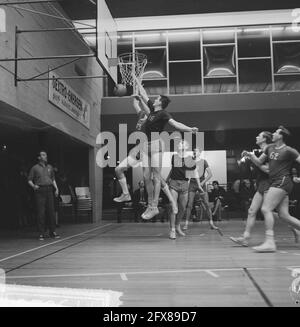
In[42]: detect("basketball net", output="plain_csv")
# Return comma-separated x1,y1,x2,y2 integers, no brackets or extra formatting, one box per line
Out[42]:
118,52,147,94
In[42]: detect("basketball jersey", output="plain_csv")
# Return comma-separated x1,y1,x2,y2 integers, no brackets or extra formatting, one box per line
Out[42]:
186,159,208,182
264,144,300,180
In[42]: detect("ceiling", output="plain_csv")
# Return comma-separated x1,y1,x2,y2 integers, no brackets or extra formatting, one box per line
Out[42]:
60,0,300,20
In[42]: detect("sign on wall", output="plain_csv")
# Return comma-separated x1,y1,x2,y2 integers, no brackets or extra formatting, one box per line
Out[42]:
48,72,90,129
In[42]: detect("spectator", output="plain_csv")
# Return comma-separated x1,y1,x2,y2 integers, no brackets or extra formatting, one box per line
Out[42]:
132,180,148,222
28,151,60,240
210,181,226,221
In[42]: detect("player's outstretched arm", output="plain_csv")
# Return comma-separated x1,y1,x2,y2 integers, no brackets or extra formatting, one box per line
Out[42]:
134,76,149,104
132,95,142,114
168,119,198,133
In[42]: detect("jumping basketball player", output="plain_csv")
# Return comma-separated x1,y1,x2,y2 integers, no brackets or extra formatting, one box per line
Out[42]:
113,95,178,214
135,80,198,220
244,126,300,252
113,95,148,203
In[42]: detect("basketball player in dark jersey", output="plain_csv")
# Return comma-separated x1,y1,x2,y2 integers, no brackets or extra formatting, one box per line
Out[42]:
136,79,198,221
230,131,272,246
113,95,179,215
167,140,201,239
244,126,300,252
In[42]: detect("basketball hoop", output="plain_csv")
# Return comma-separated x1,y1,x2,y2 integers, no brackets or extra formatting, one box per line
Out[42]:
118,52,147,86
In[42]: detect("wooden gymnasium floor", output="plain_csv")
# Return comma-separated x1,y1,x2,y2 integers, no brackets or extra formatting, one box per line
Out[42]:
0,219,299,307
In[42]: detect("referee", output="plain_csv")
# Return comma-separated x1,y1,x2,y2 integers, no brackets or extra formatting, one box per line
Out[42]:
28,151,60,240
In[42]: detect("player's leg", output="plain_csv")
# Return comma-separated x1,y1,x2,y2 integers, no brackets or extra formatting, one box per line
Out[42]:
140,145,154,219
253,187,286,252
230,191,263,247
200,192,218,230
114,155,137,202
277,195,300,242
142,148,162,220
160,177,178,214
169,187,179,239
184,190,196,230
212,198,222,217
176,189,189,236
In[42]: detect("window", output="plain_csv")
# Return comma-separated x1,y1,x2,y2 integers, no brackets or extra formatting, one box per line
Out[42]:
169,62,202,94
168,29,200,61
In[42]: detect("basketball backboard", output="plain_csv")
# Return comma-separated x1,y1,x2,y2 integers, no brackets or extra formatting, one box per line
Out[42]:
0,9,6,32
97,0,118,84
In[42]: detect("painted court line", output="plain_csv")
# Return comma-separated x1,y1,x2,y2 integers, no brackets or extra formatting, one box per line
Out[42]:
6,267,275,280
205,270,219,278
279,251,288,254
0,224,113,263
120,273,128,281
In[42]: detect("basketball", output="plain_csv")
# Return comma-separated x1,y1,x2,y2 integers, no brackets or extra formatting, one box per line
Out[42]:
113,84,127,97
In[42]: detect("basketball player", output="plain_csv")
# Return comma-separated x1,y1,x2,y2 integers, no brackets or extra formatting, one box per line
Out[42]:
184,147,218,231
229,131,273,246
244,126,300,252
167,140,202,239
135,80,198,221
113,95,178,214
113,95,148,203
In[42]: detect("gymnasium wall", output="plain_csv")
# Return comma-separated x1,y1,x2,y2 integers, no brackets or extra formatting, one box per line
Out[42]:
0,3,104,222
0,3,103,147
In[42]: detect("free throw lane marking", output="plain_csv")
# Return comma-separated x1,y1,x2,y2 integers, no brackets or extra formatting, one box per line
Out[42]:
0,224,113,263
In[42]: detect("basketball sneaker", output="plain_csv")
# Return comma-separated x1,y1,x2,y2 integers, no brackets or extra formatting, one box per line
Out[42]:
176,225,186,237
38,234,44,241
182,221,189,231
230,236,249,247
50,232,60,239
142,206,159,220
113,193,131,203
252,240,277,253
169,230,176,240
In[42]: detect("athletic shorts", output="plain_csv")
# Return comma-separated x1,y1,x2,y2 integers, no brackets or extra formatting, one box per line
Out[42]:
142,139,164,155
141,139,165,168
188,179,207,193
257,179,270,195
169,179,189,194
269,176,293,195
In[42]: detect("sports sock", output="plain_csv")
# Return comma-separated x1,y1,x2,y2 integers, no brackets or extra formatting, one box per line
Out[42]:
118,177,129,194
